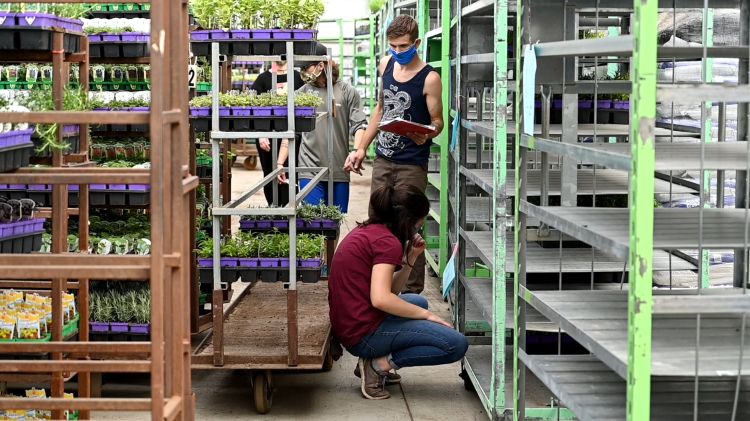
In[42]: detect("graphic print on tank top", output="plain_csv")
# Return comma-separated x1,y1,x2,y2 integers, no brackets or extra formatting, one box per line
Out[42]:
377,85,412,158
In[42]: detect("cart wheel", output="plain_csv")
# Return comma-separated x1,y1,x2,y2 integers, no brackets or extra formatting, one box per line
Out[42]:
322,349,334,372
252,371,273,414
459,368,475,392
243,156,258,170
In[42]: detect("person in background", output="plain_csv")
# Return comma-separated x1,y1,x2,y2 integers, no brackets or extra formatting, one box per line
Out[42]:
251,60,304,206
276,42,367,213
344,15,444,294
328,185,468,400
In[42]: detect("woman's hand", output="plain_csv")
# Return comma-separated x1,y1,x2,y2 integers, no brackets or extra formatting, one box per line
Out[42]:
277,163,287,184
408,234,426,262
425,312,453,328
259,138,271,152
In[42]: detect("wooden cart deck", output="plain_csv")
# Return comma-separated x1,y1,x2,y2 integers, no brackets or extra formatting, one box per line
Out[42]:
192,282,331,370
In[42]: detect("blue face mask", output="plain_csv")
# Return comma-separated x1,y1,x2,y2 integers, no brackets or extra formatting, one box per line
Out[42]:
390,43,418,65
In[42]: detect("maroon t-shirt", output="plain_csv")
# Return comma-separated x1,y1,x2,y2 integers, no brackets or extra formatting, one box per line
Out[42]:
328,224,403,348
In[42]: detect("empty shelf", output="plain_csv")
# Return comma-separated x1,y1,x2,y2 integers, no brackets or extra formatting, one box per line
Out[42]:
520,352,750,421
509,124,697,138
460,230,695,274
522,288,750,378
521,204,750,260
522,135,750,171
462,168,696,196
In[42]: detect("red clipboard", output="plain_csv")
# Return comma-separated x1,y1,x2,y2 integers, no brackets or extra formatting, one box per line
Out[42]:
378,118,436,137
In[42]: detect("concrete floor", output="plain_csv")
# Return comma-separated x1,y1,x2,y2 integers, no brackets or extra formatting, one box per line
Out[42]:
96,156,489,420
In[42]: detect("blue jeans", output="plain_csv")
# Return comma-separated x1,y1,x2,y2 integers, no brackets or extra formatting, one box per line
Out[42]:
347,294,469,369
299,179,350,213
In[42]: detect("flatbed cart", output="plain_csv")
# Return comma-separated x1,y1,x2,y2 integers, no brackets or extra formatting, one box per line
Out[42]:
190,41,338,414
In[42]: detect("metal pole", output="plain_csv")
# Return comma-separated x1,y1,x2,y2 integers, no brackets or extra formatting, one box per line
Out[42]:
327,47,335,204
211,42,221,291
735,0,749,288
272,64,279,205
717,102,726,208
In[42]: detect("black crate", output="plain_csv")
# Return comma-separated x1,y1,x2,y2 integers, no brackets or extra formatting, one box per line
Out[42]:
122,43,148,58
89,44,102,57
18,29,51,50
293,41,316,55
0,144,33,173
189,41,230,57
0,29,16,50
253,42,270,55
238,269,258,282
259,269,278,282
230,42,251,56
102,44,120,57
108,192,126,206
253,118,272,131
127,192,149,206
232,118,252,131
90,192,107,206
0,232,43,254
274,117,316,132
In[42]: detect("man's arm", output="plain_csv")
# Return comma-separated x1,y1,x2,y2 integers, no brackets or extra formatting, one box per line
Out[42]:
345,56,390,173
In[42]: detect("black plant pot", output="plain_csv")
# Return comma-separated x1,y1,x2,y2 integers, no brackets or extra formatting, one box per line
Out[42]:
122,43,148,58
128,192,149,206
231,42,251,56
259,269,278,283
108,192,126,206
19,30,51,51
90,192,107,206
103,44,120,57
233,119,252,131
0,29,16,50
238,269,258,283
89,44,102,57
0,144,34,173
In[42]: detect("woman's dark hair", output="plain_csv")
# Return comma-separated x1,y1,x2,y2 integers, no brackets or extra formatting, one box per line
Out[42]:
362,184,430,247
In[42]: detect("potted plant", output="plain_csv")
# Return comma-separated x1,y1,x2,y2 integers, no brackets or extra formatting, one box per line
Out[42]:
128,289,150,335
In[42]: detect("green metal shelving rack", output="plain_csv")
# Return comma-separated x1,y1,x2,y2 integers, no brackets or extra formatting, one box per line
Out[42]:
513,1,750,421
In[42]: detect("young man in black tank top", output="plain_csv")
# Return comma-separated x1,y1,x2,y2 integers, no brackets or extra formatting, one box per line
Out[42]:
345,15,444,295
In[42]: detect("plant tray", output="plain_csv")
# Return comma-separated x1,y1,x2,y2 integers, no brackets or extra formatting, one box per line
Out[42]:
199,267,240,284
0,142,34,173
0,27,81,53
1,314,79,342
239,219,339,239
0,230,44,253
190,116,316,133
89,41,150,58
190,29,318,57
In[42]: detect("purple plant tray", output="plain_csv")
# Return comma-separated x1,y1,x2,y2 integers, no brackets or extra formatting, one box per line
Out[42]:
90,184,107,190
62,125,78,135
17,13,58,28
231,107,252,117
28,184,50,191
31,218,44,231
0,12,16,27
220,258,238,267
271,29,293,39
109,184,127,190
295,107,315,117
552,99,563,109
292,29,316,40
578,100,593,109
110,322,129,333
191,30,211,41
237,258,259,268
121,32,148,42
190,107,210,117
597,100,613,109
321,220,339,229
272,220,289,229
0,129,34,148
129,106,150,112
259,258,279,268
8,184,25,190
255,221,272,229
102,34,121,42
279,258,290,268
59,17,83,32
210,30,230,40
219,107,231,117
231,30,252,40
272,106,288,116
240,220,256,229
299,258,322,268
88,34,102,42
129,323,150,334
305,220,323,229
251,30,272,40
128,184,150,191
296,219,305,228
197,258,213,268
613,100,630,110
252,106,273,117
0,224,15,238
90,322,109,333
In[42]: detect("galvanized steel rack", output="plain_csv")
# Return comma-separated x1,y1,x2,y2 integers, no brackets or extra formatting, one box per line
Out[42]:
514,1,750,421
189,41,336,414
0,0,195,419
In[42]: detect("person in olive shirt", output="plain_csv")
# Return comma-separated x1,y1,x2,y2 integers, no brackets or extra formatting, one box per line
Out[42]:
251,60,304,206
276,43,367,213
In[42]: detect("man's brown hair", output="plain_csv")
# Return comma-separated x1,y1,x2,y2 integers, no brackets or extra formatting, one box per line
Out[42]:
386,15,419,42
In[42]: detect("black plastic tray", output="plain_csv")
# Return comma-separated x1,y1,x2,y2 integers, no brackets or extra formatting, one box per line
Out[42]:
0,28,80,53
0,143,34,173
0,231,44,253
200,266,322,284
191,116,316,133
89,42,149,58
190,39,316,57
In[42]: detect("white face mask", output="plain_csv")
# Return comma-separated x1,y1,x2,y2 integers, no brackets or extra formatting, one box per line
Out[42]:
301,63,323,84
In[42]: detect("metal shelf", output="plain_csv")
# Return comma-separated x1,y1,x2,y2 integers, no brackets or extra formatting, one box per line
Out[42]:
521,288,750,378
460,229,695,274
461,0,493,17
461,168,696,196
466,122,697,138
521,204,750,260
463,345,498,416
461,53,494,64
425,27,442,39
531,36,750,59
521,135,750,171
519,352,750,421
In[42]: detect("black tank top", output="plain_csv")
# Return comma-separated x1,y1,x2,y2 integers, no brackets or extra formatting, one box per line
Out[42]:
377,57,434,166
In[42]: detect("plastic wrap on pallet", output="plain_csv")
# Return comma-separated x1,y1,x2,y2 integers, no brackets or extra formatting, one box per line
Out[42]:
657,177,736,207
657,9,740,46
653,263,735,288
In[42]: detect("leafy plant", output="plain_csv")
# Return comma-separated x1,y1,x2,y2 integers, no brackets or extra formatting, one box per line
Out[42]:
297,233,324,259
24,87,93,153
84,25,136,34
